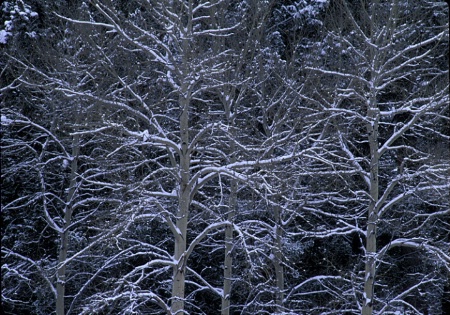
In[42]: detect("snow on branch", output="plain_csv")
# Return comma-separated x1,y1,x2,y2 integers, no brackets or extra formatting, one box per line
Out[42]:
186,267,224,298
1,249,56,297
378,238,450,267
80,290,171,315
53,12,114,29
193,24,241,37
284,275,348,303
381,30,448,73
304,67,370,86
378,276,436,314
378,183,450,218
1,114,70,158
184,221,231,262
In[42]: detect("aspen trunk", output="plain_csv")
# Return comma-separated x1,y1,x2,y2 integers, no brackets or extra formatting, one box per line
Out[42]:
362,1,382,309
56,133,80,315
171,1,193,312
362,105,379,315
222,177,237,315
273,205,285,313
221,104,237,315
171,93,191,314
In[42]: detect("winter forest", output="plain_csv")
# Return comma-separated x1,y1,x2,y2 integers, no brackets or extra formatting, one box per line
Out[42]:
1,0,449,314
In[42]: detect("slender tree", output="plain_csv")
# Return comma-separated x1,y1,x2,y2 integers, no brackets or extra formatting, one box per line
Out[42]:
294,0,450,314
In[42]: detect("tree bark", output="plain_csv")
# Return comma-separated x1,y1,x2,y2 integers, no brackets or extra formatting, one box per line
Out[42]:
362,104,379,315
273,205,285,313
171,1,193,312
171,92,191,314
221,87,237,314
56,132,80,315
221,177,236,315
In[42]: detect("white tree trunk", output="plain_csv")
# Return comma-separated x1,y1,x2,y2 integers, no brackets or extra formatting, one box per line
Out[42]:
56,132,80,315
171,93,191,314
221,178,236,315
273,205,285,313
362,104,379,315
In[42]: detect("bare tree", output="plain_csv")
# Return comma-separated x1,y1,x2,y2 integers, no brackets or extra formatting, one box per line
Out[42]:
293,0,450,314
52,1,279,313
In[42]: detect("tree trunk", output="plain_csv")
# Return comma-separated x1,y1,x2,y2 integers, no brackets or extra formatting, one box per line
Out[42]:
56,132,80,315
171,1,193,312
171,93,191,314
222,177,237,315
362,104,379,315
221,91,238,314
273,205,285,313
